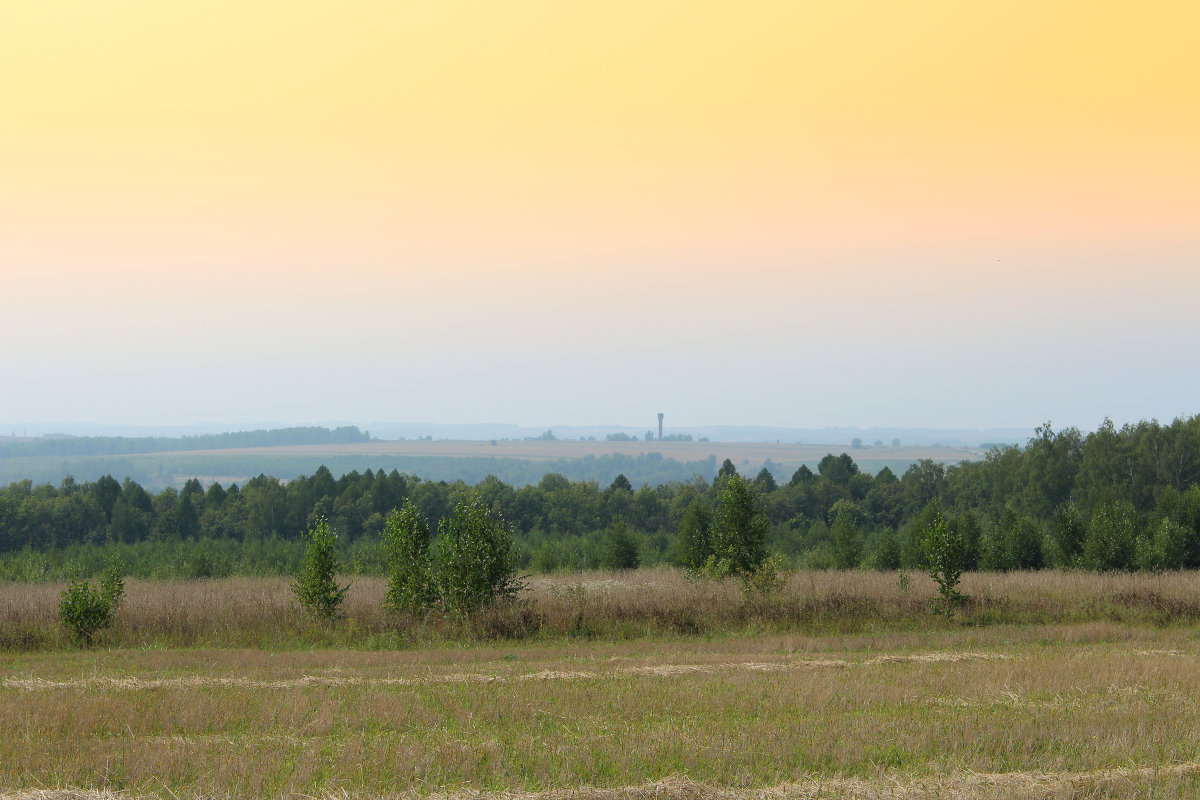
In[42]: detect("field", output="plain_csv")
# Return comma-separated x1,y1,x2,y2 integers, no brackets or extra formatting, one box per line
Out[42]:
137,439,983,489
0,438,984,490
159,439,983,464
4,571,1200,799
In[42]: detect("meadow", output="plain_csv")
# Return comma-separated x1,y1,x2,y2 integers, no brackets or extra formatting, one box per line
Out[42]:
4,570,1200,798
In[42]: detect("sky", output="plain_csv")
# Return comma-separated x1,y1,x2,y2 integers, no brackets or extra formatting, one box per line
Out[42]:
2,1,1198,433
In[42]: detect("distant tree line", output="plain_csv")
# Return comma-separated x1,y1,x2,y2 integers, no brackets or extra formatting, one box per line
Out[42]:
0,451,726,494
0,426,370,460
3,416,1200,579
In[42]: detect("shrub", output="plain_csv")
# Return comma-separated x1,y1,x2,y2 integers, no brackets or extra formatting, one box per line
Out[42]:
740,553,785,595
380,501,437,613
436,499,524,615
59,556,124,645
292,517,350,619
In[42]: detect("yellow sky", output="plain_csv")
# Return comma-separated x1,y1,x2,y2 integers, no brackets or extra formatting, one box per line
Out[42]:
2,1,1198,428
3,0,1197,274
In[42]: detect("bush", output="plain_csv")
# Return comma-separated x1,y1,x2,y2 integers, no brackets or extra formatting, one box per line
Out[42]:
436,499,525,615
380,501,436,614
292,517,350,619
740,553,785,595
59,556,124,645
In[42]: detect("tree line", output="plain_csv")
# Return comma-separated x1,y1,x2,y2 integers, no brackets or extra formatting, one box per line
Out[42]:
0,450,723,495
0,425,370,460
3,416,1200,578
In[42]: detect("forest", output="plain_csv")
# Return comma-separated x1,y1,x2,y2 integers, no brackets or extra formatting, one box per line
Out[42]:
2,416,1199,580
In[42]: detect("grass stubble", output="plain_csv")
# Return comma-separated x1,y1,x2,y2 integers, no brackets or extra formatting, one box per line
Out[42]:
3,570,1200,798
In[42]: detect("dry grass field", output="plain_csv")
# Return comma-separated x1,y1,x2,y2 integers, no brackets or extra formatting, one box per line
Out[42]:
4,570,1200,798
4,569,1200,650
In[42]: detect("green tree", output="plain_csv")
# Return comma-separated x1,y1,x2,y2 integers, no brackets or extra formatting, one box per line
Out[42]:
831,506,862,569
292,517,350,619
923,511,967,610
708,475,768,577
600,517,640,570
818,453,859,487
789,465,815,486
380,501,436,614
752,467,778,493
1083,501,1139,571
869,527,901,570
59,555,124,645
1047,503,1087,566
675,500,713,571
1008,514,1045,570
89,475,121,524
177,493,199,539
1136,517,1190,571
609,474,633,493
436,499,524,614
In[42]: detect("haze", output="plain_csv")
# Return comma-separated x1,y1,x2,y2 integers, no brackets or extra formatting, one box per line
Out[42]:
2,2,1197,432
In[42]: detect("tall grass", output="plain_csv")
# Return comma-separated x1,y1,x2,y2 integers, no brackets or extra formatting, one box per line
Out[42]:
3,569,1200,651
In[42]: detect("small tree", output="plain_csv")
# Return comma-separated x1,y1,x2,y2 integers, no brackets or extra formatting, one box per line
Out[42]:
923,512,967,611
59,556,124,645
1083,501,1138,571
600,517,640,570
675,500,712,571
292,517,350,620
831,506,863,570
707,474,768,577
379,503,436,618
380,501,437,614
436,499,524,615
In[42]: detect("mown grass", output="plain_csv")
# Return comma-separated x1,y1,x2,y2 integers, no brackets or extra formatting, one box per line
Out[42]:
3,569,1200,651
3,623,1200,798
5,571,1200,797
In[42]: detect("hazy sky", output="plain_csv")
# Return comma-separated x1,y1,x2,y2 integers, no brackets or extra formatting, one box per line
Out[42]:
2,1,1197,432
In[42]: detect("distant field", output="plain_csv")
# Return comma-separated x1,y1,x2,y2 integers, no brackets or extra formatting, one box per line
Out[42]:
0,439,986,489
157,438,983,464
4,570,1200,799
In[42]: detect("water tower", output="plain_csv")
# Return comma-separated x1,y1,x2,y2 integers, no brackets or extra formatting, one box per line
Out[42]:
657,413,664,441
